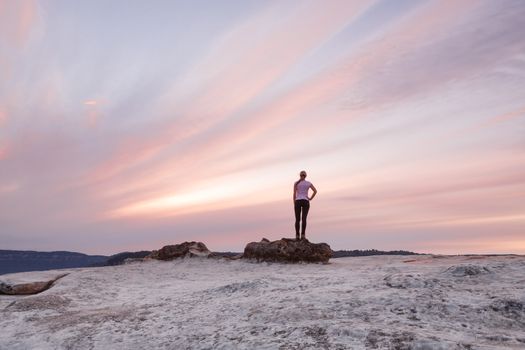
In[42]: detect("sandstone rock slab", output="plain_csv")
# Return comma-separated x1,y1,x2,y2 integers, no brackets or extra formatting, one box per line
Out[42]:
0,273,68,295
242,237,333,263
147,241,211,260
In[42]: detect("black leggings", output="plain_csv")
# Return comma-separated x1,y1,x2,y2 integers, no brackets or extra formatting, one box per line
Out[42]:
294,199,310,237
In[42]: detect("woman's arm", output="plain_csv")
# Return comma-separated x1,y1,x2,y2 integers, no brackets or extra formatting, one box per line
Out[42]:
309,184,317,200
293,183,297,201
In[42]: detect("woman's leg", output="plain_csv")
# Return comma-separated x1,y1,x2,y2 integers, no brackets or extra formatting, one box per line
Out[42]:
301,200,310,238
294,200,301,239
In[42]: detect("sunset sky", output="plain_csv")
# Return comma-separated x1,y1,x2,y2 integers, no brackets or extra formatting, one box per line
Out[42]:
1,0,524,255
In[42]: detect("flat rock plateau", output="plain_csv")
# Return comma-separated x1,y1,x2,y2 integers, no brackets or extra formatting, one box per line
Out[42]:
1,255,524,349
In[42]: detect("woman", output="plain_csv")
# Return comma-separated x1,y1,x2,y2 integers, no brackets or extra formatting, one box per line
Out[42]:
293,170,317,240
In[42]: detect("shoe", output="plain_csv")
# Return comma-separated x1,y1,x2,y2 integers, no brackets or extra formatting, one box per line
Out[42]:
300,236,305,240
296,236,300,241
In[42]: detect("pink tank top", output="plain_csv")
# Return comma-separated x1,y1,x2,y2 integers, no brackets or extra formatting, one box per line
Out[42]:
295,180,311,200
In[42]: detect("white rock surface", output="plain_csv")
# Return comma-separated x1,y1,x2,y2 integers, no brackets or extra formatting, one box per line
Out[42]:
1,255,524,349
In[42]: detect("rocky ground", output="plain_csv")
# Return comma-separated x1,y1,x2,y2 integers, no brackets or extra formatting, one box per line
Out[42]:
1,254,524,349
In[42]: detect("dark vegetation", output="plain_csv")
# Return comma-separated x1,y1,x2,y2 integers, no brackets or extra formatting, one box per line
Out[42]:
212,252,243,258
332,249,419,258
104,251,151,266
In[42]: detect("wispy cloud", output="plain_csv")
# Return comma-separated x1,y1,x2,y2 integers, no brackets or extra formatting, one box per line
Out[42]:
0,0,40,48
1,0,524,254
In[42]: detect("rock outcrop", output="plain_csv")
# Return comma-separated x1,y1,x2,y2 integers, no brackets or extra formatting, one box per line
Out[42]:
147,241,212,260
242,237,333,263
444,264,491,277
0,273,68,295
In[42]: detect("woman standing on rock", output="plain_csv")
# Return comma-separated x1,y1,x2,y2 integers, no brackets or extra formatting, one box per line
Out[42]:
293,170,317,240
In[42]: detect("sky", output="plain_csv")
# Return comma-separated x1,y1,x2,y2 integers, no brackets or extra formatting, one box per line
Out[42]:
0,0,524,255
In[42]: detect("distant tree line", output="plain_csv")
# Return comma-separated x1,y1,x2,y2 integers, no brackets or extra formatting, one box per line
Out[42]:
104,251,152,266
331,249,419,258
211,252,242,258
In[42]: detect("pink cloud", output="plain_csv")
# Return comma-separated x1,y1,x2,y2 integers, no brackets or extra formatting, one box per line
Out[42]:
174,0,484,159
0,107,7,127
81,1,373,185
477,106,525,128
83,99,108,128
302,146,525,243
72,2,381,205
0,142,9,160
402,233,525,255
194,0,521,182
0,0,40,48
428,106,525,144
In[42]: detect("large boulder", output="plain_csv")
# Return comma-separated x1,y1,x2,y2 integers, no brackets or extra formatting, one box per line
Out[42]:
0,273,68,295
242,238,333,263
147,241,212,260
